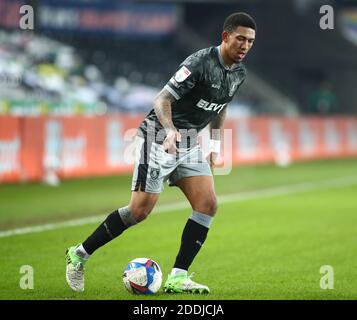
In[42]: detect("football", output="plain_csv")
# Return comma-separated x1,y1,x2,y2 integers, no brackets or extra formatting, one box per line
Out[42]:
123,258,163,294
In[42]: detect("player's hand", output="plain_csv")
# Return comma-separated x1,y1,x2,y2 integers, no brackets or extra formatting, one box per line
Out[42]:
206,152,219,169
163,129,181,154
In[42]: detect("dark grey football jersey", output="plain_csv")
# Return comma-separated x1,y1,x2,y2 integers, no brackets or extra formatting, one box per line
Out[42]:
139,46,246,143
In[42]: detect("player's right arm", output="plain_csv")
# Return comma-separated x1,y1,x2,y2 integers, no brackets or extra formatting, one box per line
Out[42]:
153,89,181,154
155,52,203,153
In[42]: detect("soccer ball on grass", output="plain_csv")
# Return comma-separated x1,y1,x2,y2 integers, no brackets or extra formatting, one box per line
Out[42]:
123,258,162,295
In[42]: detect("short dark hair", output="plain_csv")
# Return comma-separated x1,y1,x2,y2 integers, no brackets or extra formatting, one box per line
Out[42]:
223,12,257,33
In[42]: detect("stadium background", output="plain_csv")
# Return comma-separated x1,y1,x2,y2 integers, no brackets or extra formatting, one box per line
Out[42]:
1,0,357,300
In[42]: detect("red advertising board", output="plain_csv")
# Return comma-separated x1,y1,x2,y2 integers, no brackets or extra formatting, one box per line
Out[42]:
1,115,357,183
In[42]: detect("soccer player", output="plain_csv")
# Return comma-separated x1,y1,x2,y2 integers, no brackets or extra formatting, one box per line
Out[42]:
66,12,256,294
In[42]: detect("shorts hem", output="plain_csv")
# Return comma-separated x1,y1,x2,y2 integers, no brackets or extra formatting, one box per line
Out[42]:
131,182,163,194
168,172,213,187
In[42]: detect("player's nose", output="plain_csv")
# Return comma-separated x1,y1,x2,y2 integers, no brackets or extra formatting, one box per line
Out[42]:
240,41,248,50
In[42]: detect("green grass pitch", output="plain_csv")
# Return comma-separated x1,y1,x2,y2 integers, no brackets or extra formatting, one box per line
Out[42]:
1,158,357,300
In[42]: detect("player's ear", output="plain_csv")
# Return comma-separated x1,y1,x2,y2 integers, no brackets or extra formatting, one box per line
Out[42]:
222,31,230,43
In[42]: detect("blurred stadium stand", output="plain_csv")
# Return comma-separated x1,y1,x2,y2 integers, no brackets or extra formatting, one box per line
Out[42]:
1,0,357,116
1,0,357,184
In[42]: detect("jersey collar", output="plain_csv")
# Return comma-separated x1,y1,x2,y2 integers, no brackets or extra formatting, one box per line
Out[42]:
216,45,240,71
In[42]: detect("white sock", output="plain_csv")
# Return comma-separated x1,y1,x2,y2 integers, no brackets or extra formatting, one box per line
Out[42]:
170,268,187,276
75,244,91,259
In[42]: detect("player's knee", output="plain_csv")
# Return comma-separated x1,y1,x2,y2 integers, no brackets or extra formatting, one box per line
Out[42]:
130,205,153,222
195,196,217,216
207,197,218,216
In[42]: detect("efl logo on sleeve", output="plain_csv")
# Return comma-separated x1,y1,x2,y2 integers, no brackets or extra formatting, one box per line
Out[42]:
174,66,191,82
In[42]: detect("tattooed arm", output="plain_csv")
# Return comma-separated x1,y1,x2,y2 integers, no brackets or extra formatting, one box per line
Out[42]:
153,89,177,132
153,89,181,153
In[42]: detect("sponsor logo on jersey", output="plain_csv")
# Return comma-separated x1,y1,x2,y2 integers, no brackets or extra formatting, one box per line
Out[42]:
174,66,191,82
196,99,227,113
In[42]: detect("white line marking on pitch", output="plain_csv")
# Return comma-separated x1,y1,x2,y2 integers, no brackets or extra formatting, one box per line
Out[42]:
1,175,357,238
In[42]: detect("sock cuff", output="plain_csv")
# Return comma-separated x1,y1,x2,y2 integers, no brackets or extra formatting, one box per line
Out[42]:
170,268,187,276
118,206,137,227
76,244,91,259
190,210,213,229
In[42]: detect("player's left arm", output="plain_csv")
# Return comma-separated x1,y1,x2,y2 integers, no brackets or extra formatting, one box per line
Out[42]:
207,107,227,168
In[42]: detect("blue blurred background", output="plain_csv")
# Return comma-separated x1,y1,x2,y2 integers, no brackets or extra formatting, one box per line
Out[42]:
1,0,356,117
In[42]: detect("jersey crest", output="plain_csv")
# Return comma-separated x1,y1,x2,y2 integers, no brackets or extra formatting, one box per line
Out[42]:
149,168,160,180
